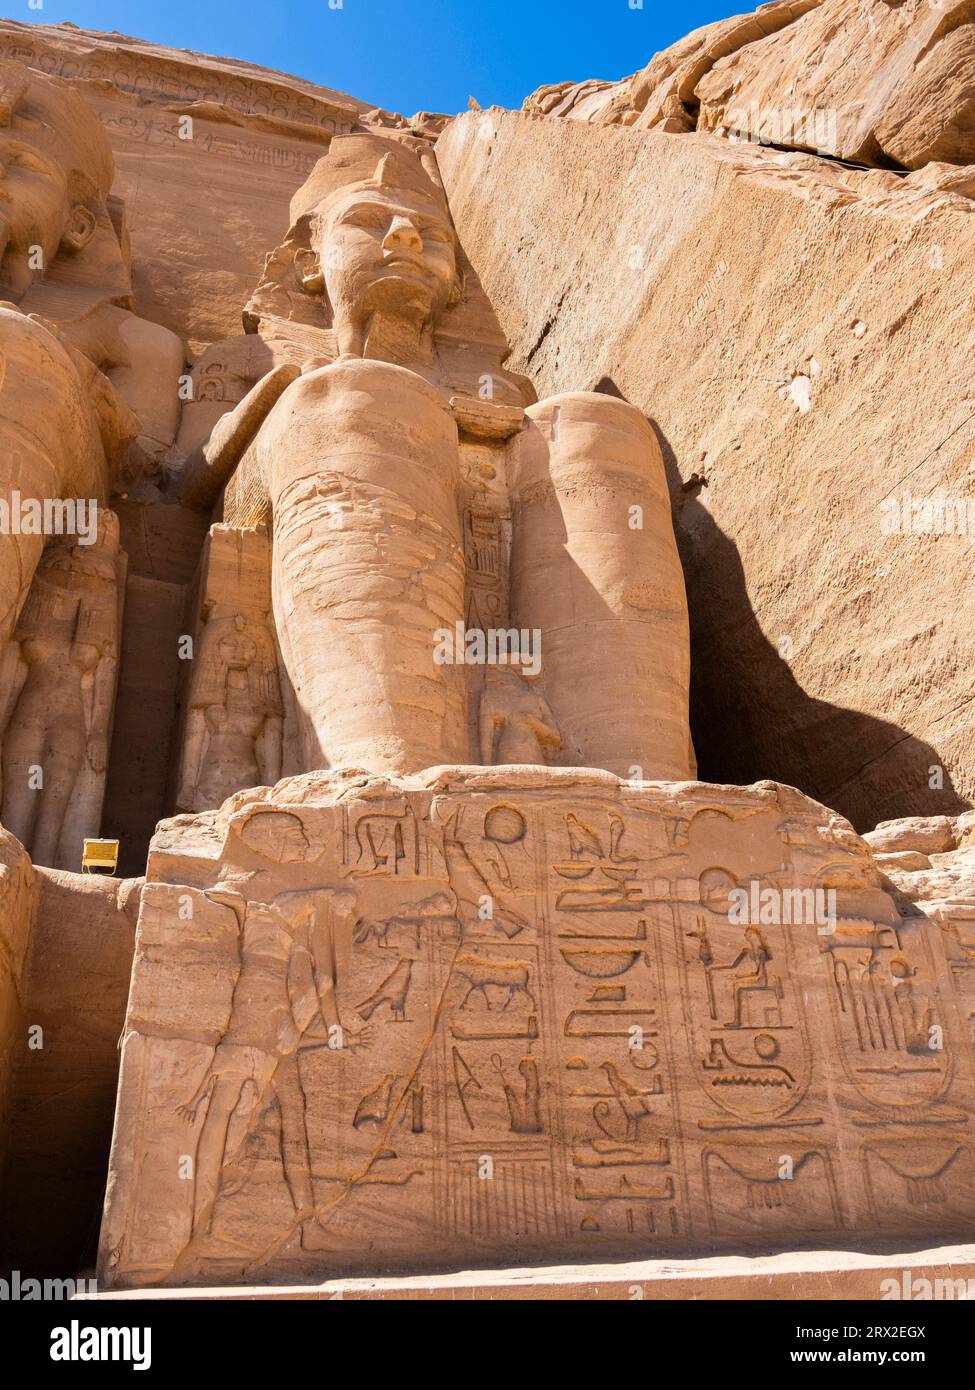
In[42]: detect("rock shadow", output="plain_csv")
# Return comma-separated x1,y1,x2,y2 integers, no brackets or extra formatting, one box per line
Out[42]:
591,376,966,832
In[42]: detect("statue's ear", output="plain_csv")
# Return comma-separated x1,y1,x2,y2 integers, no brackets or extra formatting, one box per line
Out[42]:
61,203,97,254
294,246,324,294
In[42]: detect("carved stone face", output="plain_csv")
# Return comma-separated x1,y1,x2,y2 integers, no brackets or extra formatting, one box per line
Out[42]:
0,133,73,285
39,541,114,589
0,64,110,295
310,186,457,333
217,629,259,670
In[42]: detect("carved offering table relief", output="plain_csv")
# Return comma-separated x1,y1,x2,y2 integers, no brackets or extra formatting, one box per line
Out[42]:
98,771,975,1287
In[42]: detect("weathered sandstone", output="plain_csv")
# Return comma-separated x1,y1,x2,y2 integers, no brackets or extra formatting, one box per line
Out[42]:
0,10,972,1292
100,769,975,1286
526,0,975,171
438,109,975,832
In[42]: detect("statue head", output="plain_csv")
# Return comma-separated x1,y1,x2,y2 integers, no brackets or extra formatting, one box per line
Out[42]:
302,179,458,351
194,607,282,715
216,613,259,670
0,62,114,297
250,134,462,364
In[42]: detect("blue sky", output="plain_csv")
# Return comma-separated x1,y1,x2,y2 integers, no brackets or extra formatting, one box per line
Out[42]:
17,0,747,115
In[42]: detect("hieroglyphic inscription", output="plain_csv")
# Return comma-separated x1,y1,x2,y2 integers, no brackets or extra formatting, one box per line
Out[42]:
98,777,975,1287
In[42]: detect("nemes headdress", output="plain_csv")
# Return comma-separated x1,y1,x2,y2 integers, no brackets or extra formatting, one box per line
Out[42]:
288,131,451,226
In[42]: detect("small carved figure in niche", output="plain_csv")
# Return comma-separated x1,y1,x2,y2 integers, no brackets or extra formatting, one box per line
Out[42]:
177,611,283,813
478,667,562,765
0,514,121,869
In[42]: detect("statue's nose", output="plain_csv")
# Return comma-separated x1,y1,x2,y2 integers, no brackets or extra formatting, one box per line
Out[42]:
382,216,423,253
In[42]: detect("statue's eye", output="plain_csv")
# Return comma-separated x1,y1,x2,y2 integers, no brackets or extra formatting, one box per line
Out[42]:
343,207,386,229
422,223,451,244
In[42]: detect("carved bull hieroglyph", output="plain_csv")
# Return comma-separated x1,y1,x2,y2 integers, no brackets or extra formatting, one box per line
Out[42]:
454,954,537,1012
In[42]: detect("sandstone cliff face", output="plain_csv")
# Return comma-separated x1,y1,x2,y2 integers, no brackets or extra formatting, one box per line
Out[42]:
437,110,975,831
525,0,975,172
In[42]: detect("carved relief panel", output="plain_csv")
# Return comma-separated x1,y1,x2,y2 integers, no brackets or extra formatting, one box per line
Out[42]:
99,774,975,1288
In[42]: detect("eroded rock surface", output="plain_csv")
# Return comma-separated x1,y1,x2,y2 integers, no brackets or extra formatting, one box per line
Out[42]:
438,110,975,831
101,770,975,1286
524,0,975,171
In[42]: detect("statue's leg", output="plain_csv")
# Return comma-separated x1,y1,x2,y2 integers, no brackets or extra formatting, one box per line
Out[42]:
0,435,46,654
0,729,40,855
509,392,693,780
0,309,110,651
31,716,86,869
265,359,468,774
191,1073,247,1236
272,1055,314,1219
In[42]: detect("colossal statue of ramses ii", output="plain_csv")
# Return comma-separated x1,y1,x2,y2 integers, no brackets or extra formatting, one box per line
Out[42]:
0,62,184,866
183,132,694,783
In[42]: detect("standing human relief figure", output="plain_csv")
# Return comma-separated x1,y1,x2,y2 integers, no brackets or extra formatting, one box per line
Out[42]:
0,509,124,871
